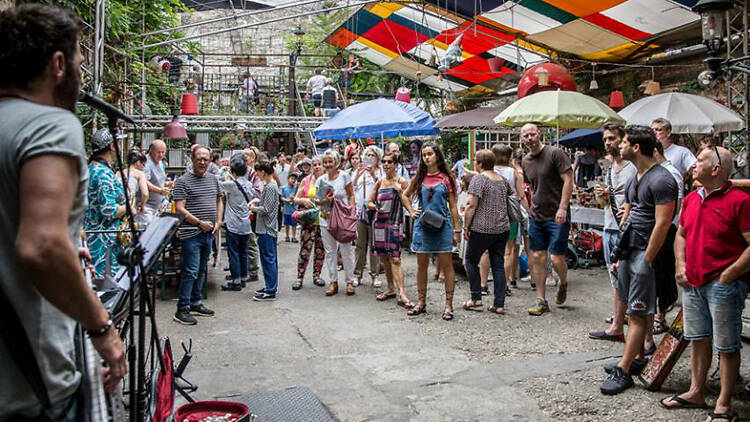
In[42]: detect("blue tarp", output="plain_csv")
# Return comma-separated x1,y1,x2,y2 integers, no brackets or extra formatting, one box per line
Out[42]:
312,98,439,140
559,128,603,149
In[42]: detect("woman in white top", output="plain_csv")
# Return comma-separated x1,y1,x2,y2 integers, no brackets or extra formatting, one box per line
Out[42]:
352,146,383,287
123,150,150,226
492,144,528,288
314,150,357,296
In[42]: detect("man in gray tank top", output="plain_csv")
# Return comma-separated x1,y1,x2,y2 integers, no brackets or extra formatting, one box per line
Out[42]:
0,5,126,419
144,139,169,211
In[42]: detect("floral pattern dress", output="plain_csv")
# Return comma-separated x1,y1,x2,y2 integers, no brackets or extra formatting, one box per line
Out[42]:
84,160,125,279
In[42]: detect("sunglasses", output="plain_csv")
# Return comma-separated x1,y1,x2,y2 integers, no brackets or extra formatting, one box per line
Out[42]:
381,159,394,164
713,146,722,167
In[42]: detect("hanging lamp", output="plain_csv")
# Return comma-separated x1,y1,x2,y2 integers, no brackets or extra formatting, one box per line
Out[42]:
609,90,625,110
163,115,188,139
589,64,599,90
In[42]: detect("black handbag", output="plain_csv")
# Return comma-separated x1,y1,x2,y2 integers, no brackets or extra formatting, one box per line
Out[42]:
609,220,632,263
418,187,445,233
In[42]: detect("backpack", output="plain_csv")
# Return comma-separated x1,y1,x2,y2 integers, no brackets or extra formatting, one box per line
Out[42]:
327,199,357,243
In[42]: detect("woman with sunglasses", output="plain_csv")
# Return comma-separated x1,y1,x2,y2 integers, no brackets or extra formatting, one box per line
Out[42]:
353,146,382,287
291,156,326,290
368,152,416,307
404,142,460,320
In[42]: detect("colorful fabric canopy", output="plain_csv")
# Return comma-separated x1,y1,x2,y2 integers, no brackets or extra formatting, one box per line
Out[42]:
325,1,700,93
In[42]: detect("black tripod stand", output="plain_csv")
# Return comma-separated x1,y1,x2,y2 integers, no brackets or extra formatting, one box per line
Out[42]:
85,94,171,421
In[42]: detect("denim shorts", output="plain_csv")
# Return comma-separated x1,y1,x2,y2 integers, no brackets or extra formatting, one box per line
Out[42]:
683,280,749,352
528,219,570,255
616,249,656,316
603,229,620,287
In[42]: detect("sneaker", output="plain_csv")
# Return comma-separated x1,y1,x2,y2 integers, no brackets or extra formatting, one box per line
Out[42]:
240,278,248,288
509,279,517,288
220,282,242,291
189,304,214,317
528,299,550,316
225,274,234,281
555,283,568,305
255,288,266,294
253,293,276,301
285,236,290,242
600,366,634,395
604,358,648,376
173,310,197,325
481,285,489,296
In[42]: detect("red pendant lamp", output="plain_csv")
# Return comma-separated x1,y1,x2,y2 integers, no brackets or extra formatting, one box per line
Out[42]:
163,115,188,140
609,90,625,110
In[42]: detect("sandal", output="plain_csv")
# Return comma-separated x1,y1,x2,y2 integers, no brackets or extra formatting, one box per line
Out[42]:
407,305,426,316
659,395,708,410
441,311,454,321
487,306,505,315
397,300,415,309
376,291,397,301
462,300,484,312
706,412,738,422
653,319,669,335
291,281,302,291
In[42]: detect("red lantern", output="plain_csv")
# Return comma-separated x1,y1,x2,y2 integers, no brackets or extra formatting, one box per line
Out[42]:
609,90,625,110
517,62,576,98
395,87,410,103
181,93,198,115
487,57,504,73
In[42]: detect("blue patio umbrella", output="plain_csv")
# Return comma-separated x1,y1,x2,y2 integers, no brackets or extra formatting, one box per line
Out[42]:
559,128,603,149
312,98,439,140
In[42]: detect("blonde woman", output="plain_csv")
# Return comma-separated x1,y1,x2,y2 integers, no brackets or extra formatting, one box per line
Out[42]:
314,150,356,296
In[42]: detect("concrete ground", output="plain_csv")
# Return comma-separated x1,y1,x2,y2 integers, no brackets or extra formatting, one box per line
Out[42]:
156,240,750,421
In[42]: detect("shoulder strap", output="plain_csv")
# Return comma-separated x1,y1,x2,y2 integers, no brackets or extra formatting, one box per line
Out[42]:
233,179,251,204
0,287,52,412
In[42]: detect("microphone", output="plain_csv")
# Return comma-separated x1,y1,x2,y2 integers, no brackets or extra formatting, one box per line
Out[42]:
78,92,135,124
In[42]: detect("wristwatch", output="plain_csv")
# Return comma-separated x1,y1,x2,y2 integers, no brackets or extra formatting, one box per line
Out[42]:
86,319,113,338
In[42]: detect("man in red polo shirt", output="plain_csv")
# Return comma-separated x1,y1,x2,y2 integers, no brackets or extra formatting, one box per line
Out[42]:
661,146,750,421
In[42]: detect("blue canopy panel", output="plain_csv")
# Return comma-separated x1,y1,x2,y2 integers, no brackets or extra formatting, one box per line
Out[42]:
558,128,603,149
313,98,440,140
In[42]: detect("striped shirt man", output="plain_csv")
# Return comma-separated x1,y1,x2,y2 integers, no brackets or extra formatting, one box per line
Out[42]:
173,171,221,239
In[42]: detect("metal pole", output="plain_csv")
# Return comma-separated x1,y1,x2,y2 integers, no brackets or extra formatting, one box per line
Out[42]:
288,52,297,153
137,1,376,50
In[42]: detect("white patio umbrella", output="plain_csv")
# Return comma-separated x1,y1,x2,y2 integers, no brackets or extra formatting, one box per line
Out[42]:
618,92,744,134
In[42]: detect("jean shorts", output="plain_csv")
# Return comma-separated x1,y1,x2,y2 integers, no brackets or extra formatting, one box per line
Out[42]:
616,249,656,316
528,219,570,256
683,280,749,352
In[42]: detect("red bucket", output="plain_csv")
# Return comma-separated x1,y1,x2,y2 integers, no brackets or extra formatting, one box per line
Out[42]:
181,93,199,115
174,401,250,422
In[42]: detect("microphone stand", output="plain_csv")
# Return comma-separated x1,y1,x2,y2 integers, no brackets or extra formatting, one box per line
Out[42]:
91,99,167,422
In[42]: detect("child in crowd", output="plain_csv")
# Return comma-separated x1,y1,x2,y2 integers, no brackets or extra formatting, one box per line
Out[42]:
281,173,299,242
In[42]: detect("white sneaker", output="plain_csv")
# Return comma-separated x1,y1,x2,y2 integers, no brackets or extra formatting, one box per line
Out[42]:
353,276,360,287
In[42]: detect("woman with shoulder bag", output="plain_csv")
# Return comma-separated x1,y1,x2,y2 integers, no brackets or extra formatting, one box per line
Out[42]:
403,141,461,321
314,150,357,296
219,153,253,291
462,150,512,314
291,157,325,290
353,146,382,287
368,152,417,308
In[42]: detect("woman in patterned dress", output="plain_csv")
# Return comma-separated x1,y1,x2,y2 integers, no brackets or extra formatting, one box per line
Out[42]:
368,152,416,307
83,129,126,279
292,156,326,289
403,142,460,320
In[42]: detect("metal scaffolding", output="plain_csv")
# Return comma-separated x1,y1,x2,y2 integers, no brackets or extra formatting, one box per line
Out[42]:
125,114,326,133
727,0,750,177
